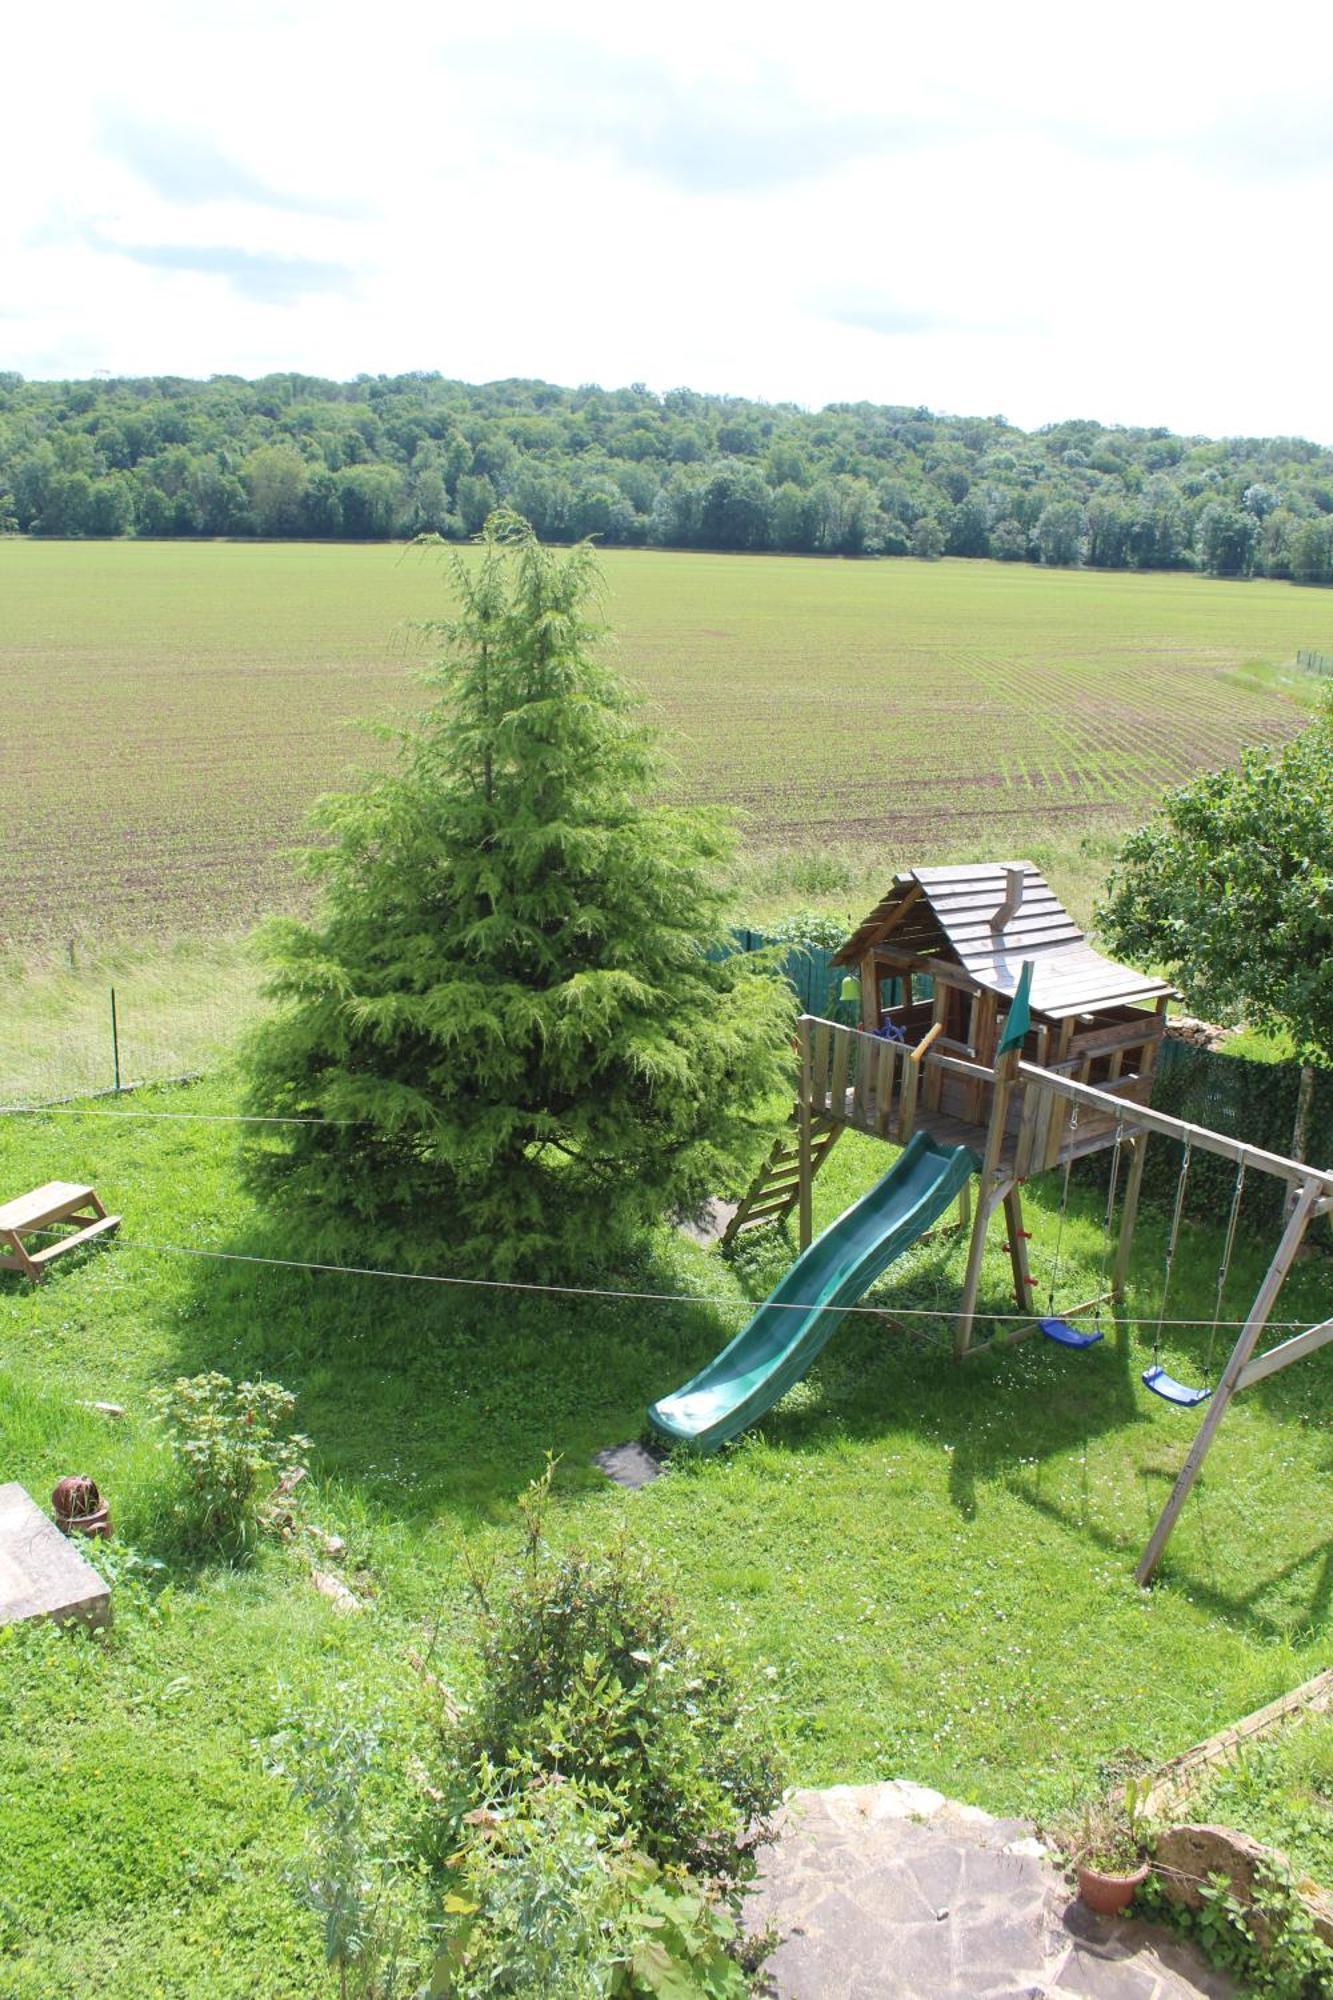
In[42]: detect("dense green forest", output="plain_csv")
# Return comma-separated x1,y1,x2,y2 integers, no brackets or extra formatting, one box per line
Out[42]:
4,370,1333,581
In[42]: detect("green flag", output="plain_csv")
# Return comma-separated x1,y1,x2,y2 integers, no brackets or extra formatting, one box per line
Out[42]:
997,960,1033,1055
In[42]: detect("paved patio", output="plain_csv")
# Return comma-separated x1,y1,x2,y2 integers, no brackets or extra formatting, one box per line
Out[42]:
746,1782,1237,1999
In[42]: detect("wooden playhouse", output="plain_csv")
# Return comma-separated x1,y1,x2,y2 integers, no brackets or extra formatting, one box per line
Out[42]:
727,861,1174,1265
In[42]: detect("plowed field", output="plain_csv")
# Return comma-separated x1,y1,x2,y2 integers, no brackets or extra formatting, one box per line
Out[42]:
1,540,1318,949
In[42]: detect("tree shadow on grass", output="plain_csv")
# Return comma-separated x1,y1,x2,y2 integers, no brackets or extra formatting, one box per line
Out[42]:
167,1208,740,1534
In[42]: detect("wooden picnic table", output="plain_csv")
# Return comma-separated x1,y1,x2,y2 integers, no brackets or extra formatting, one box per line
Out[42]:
0,1182,120,1281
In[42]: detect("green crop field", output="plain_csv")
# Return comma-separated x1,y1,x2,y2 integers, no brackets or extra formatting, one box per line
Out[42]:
1,539,1322,956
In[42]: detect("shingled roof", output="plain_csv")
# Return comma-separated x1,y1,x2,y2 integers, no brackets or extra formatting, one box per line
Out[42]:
833,862,1174,1022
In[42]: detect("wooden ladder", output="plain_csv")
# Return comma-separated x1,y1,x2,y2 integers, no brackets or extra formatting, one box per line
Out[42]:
721,1113,842,1248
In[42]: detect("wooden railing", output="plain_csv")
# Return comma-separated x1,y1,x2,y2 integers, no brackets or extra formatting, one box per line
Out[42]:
800,1015,1159,1175
801,1016,956,1143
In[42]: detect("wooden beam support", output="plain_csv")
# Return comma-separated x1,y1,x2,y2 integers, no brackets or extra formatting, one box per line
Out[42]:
858,953,880,1033
1017,1062,1333,1194
798,1019,814,1253
1237,1315,1333,1390
955,1178,1007,1359
956,1039,1022,1358
962,1292,1106,1359
1136,1182,1319,1585
1002,1185,1034,1314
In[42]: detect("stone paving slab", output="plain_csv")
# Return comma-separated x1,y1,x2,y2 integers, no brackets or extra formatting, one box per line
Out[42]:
747,1782,1237,1999
0,1482,110,1631
592,1442,662,1489
676,1197,739,1247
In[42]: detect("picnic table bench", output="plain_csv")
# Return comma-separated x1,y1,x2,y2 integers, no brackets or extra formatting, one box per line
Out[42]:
0,1183,120,1282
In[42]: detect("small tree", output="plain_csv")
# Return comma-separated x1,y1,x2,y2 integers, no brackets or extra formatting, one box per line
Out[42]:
245,513,793,1277
1098,705,1333,1167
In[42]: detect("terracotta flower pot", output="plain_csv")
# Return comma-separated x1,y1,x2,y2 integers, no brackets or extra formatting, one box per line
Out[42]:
1077,1859,1150,1917
52,1475,112,1541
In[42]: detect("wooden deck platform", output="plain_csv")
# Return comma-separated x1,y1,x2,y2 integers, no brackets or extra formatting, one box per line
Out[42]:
827,1082,1142,1178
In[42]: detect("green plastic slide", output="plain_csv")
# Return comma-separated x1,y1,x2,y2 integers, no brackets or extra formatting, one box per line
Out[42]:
648,1132,979,1452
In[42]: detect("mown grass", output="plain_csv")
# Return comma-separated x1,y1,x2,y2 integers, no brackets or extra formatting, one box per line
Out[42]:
1,1074,1331,1993
1,539,1319,952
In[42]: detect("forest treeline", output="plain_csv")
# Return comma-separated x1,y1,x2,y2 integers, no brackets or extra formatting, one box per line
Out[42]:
4,370,1333,582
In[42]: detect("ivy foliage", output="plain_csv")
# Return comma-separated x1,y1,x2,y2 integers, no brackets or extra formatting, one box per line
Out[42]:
1098,701,1333,1064
244,511,794,1276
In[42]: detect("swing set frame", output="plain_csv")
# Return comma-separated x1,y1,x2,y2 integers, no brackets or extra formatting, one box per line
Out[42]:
773,853,1332,1581
1006,1058,1333,1583
787,1002,1332,1582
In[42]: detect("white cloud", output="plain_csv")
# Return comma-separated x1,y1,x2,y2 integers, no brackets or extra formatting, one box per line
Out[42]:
2,0,1332,441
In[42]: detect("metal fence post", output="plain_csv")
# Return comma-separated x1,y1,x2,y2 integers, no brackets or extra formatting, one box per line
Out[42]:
110,987,121,1094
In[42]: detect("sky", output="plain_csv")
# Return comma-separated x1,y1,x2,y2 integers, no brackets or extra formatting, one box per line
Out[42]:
6,0,1333,443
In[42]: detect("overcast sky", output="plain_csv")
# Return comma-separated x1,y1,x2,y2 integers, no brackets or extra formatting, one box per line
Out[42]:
7,0,1333,442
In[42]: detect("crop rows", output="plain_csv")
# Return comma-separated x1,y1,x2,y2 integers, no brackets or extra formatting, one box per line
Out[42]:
0,540,1314,954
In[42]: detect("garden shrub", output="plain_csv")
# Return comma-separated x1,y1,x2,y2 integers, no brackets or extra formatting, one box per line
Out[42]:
763,908,848,952
1140,1856,1333,1998
434,1486,783,1892
268,1713,428,2000
436,1779,749,1998
154,1369,309,1553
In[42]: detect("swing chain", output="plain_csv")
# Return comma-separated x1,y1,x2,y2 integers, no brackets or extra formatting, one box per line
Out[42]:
1150,1137,1193,1369
1206,1163,1247,1386
1093,1120,1125,1327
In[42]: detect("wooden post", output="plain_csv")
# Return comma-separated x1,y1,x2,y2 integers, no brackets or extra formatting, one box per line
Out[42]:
1002,1186,1033,1313
956,1040,1021,1357
925,983,949,1111
110,986,121,1094
1112,1132,1149,1302
798,1018,814,1253
859,954,880,1032
956,1185,999,1359
1136,1182,1318,1585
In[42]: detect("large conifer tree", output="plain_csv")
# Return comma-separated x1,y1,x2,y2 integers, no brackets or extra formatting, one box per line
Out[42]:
245,513,793,1277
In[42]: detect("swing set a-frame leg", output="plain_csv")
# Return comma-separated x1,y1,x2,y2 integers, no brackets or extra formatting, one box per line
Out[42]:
956,1177,1005,1358
1113,1132,1149,1303
1136,1182,1318,1586
1003,1185,1034,1317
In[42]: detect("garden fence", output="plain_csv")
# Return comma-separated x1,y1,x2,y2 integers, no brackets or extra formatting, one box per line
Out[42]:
2,970,266,1111
1296,648,1333,675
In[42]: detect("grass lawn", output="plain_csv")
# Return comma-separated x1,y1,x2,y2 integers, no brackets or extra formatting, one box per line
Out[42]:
1,1075,1331,1994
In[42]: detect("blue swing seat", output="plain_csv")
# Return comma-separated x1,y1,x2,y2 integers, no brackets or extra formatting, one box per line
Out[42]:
1142,1365,1211,1408
1039,1317,1103,1350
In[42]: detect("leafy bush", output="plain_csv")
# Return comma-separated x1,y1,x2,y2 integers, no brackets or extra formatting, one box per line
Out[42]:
425,1468,782,1895
1140,1856,1333,1998
154,1370,309,1552
435,1495,782,1893
268,1714,428,2000
1190,1719,1333,1886
762,908,849,952
437,1779,750,1999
